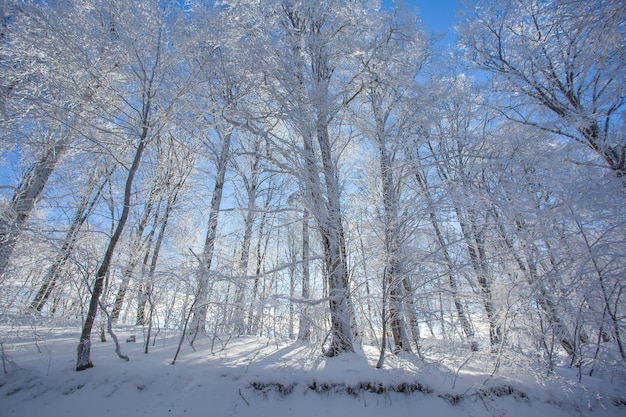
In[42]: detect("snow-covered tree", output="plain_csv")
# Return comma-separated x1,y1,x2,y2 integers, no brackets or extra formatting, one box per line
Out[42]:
458,0,626,177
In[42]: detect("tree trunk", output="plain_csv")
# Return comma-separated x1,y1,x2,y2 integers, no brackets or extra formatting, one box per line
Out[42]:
232,145,260,335
134,206,160,326
188,129,232,343
375,116,411,354
111,174,162,322
247,205,269,335
454,203,501,347
416,172,476,349
31,166,111,313
491,207,576,356
288,245,296,339
0,134,72,281
297,208,311,342
401,277,422,356
76,114,149,371
315,121,354,356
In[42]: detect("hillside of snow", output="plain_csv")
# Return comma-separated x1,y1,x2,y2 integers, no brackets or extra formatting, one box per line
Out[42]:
1,318,625,417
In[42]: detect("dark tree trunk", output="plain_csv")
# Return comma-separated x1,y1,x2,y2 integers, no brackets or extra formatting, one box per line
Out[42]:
76,120,149,371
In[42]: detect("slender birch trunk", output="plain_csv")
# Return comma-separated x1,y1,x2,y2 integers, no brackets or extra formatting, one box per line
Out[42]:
187,129,232,344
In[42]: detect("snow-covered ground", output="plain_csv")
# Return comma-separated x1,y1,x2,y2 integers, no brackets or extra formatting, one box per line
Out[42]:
1,318,624,417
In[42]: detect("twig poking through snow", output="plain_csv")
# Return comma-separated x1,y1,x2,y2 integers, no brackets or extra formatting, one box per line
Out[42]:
98,300,129,362
238,388,250,406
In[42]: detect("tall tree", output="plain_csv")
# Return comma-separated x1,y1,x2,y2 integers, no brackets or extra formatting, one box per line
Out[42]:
76,0,186,370
230,133,265,335
30,163,113,313
135,131,197,326
0,0,121,282
351,8,429,355
246,0,387,356
296,204,312,342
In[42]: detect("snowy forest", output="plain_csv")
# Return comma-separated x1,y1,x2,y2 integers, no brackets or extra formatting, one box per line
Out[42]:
0,0,625,412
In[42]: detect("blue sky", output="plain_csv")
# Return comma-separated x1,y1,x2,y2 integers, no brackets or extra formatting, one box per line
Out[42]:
382,0,463,41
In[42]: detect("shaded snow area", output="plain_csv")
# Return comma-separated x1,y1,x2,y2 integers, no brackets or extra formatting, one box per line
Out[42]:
1,320,625,417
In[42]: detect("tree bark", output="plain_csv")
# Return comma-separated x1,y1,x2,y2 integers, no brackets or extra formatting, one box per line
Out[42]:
315,121,354,356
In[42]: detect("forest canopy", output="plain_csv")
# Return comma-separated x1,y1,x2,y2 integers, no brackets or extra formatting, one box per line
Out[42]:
0,0,624,376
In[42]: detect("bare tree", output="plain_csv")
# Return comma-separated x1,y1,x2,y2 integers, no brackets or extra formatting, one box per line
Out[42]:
459,0,626,177
352,9,431,356
249,0,384,356
30,164,113,313
76,111,149,370
230,135,264,335
136,132,197,326
0,1,121,282
76,1,185,370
